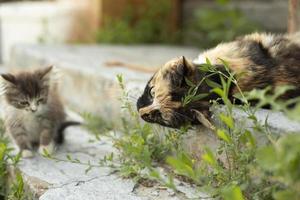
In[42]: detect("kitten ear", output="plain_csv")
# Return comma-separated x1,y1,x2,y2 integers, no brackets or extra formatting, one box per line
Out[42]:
1,73,17,85
38,66,53,80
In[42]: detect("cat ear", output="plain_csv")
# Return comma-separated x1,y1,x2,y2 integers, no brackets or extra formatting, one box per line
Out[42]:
1,73,17,85
177,56,193,76
38,66,61,86
192,109,215,131
177,56,186,76
38,66,53,80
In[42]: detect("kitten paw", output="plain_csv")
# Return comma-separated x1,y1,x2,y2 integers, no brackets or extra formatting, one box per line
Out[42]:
38,142,55,156
22,150,34,158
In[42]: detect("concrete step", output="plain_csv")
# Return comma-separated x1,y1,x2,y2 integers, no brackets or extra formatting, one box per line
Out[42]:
13,127,198,200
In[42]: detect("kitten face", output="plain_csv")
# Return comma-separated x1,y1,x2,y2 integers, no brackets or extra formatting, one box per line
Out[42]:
137,57,210,128
1,67,52,113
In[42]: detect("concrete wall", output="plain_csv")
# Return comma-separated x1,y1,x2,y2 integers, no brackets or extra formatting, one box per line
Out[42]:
0,1,73,63
0,0,99,64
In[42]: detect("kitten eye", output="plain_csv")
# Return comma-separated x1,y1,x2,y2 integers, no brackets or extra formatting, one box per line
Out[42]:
19,101,29,106
37,98,44,104
149,87,155,97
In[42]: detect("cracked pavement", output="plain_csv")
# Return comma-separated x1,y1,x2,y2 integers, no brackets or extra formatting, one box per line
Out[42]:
17,126,198,200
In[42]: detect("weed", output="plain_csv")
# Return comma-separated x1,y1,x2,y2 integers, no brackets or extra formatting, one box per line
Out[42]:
96,0,180,44
112,75,177,181
185,0,260,48
0,120,27,200
80,112,113,141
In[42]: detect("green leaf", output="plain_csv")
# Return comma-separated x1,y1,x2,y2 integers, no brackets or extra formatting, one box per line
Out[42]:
179,152,193,167
85,165,93,174
212,87,224,97
219,113,234,129
273,189,298,200
202,148,217,166
222,185,245,200
66,155,72,161
218,58,230,72
149,169,161,179
0,143,6,161
205,79,222,89
42,149,51,158
273,85,295,99
256,146,278,171
217,129,232,143
205,57,212,65
116,74,123,84
166,156,196,179
240,130,256,147
185,77,195,87
199,64,211,72
192,93,209,101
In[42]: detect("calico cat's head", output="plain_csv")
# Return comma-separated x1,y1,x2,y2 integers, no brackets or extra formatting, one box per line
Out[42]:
137,56,213,129
0,66,54,113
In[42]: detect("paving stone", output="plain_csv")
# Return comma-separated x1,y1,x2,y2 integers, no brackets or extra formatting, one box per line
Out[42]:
14,125,200,200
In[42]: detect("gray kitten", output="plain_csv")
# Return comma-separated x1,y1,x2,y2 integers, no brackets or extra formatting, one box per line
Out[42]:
0,66,78,158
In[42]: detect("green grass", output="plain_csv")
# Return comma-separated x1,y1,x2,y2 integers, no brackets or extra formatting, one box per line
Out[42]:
184,0,261,48
96,0,180,45
0,120,28,200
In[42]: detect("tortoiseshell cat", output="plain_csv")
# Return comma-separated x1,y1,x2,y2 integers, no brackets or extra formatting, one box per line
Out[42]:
0,66,78,158
137,32,300,128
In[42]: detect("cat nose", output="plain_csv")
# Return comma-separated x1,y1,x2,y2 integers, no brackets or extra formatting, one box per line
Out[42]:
141,110,160,121
30,105,37,112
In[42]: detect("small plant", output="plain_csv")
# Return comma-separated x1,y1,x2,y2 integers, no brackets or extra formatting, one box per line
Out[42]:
96,0,180,44
80,112,113,141
112,75,177,181
7,172,26,200
185,0,260,48
0,119,27,200
257,134,300,200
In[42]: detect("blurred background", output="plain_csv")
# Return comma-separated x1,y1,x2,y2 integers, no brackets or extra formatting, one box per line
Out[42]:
0,0,299,64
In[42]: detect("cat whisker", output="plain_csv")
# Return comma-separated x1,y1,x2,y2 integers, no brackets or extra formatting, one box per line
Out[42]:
128,95,138,100
172,111,193,121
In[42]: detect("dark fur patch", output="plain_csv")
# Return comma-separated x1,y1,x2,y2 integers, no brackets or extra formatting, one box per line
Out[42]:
137,79,154,111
